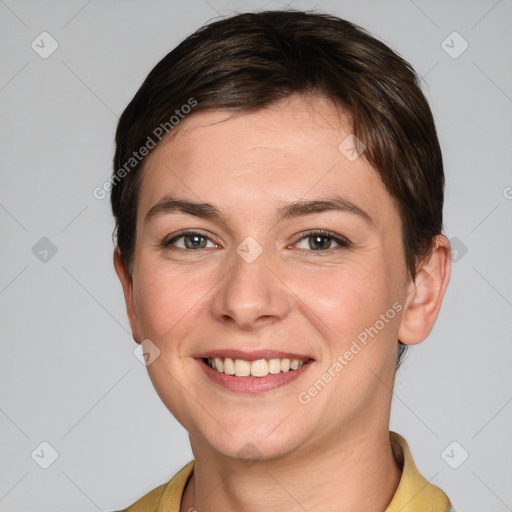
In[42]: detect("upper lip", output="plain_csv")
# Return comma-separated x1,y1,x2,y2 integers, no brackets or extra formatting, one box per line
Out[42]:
194,349,313,362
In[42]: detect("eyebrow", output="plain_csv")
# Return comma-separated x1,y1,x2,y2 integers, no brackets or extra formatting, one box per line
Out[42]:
144,194,374,226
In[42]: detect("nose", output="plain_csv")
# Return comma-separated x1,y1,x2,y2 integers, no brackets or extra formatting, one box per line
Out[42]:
210,243,291,330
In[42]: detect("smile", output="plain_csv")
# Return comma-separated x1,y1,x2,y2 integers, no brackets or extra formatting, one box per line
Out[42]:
197,353,314,394
205,357,308,377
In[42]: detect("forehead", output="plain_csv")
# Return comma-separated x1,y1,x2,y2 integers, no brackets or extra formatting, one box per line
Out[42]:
150,95,354,175
137,95,397,228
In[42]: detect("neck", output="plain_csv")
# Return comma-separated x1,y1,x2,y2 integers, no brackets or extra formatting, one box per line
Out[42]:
180,426,402,512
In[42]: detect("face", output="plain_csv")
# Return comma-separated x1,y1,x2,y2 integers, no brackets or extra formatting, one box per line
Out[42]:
118,94,416,462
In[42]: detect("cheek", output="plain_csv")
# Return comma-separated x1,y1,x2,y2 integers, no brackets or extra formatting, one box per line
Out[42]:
132,262,211,345
294,259,395,348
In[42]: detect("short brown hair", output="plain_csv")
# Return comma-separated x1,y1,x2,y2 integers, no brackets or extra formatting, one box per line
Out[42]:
111,10,445,368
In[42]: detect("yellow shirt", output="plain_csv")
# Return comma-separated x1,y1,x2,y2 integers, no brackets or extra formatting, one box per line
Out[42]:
119,432,452,512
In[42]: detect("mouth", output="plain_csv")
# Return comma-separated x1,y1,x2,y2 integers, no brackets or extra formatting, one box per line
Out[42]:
203,356,311,377
195,351,314,394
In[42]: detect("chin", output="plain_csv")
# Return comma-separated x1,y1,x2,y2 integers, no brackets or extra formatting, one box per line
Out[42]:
195,420,308,464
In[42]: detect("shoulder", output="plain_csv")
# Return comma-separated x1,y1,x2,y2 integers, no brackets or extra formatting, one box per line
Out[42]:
114,461,195,512
114,482,167,512
388,432,452,512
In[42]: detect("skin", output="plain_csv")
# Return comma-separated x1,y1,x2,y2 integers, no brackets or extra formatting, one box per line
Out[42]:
114,94,451,511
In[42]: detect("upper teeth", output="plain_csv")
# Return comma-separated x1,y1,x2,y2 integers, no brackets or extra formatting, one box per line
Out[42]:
207,357,307,377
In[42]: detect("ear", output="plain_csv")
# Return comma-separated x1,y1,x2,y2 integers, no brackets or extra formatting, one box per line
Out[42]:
113,247,141,344
398,235,451,346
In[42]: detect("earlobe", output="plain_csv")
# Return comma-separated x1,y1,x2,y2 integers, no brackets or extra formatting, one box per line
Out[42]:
398,235,451,346
113,248,142,344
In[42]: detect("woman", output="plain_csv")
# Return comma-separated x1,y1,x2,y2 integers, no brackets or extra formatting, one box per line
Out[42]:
111,10,453,511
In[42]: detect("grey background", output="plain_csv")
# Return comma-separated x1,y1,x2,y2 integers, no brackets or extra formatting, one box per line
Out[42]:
0,0,511,511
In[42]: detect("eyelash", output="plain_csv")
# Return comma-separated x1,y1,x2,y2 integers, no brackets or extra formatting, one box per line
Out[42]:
161,229,351,254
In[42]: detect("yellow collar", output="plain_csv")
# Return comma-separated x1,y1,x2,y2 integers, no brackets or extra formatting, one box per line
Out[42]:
385,432,452,511
125,431,452,511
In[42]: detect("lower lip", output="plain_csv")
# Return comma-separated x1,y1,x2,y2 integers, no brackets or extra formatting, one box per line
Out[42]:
197,358,313,394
